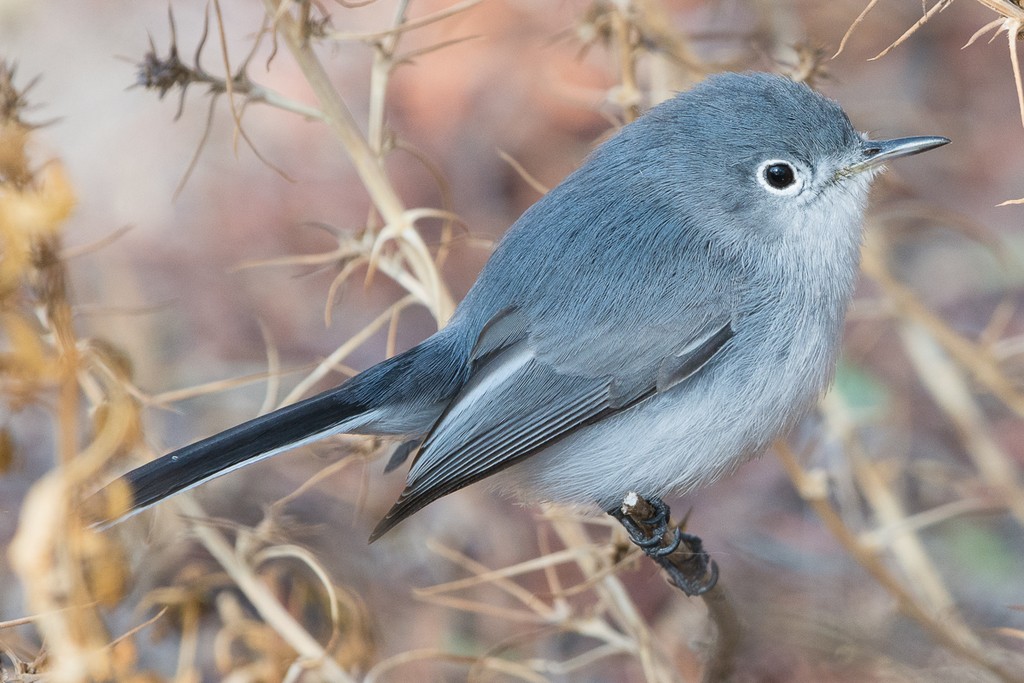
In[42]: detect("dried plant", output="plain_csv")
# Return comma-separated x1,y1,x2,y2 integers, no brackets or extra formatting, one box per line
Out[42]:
3,1,1024,682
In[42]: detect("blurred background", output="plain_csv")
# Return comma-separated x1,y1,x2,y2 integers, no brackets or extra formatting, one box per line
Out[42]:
2,0,1024,681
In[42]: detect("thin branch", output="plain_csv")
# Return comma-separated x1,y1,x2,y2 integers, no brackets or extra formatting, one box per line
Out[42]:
870,0,956,61
834,0,884,58
262,0,453,322
776,442,1024,683
326,0,484,42
184,498,358,683
545,514,678,683
897,322,1024,526
861,245,1024,419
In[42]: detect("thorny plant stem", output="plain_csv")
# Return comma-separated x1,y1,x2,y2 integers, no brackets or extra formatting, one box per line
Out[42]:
610,1,642,121
183,497,358,683
974,0,1024,22
248,83,326,120
368,0,410,155
776,442,1024,683
37,237,82,467
262,0,453,323
547,516,679,683
898,322,1024,526
863,242,1024,524
821,392,960,616
327,0,483,42
861,246,1024,419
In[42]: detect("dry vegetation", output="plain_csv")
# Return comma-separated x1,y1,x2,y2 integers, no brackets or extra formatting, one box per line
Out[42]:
2,0,1024,681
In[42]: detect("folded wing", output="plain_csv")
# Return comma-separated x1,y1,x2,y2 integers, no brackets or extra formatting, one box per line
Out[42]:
370,311,733,540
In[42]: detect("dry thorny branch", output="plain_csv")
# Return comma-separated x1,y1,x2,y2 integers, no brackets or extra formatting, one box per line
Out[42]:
840,0,1024,201
4,0,1024,681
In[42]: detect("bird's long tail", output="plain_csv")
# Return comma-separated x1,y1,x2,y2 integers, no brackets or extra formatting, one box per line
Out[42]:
92,386,371,526
89,329,470,531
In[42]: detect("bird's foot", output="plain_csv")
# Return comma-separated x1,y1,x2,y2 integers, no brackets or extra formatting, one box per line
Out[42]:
609,493,718,597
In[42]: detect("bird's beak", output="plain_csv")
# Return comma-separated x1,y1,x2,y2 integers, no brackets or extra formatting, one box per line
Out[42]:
845,135,950,174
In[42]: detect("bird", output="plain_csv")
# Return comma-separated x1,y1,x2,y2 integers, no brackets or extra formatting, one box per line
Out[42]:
93,72,949,544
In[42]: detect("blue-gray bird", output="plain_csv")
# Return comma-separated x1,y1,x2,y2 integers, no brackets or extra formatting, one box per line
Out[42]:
96,72,948,541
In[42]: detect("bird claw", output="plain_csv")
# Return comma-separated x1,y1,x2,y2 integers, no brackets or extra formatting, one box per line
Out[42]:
610,496,670,549
640,496,671,540
662,554,719,596
661,530,718,595
609,495,719,597
650,526,682,557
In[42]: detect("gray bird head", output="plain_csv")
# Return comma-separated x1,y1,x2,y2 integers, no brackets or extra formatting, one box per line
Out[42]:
601,72,948,251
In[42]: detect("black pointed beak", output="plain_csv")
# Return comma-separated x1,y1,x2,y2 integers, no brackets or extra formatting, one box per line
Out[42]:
846,135,950,173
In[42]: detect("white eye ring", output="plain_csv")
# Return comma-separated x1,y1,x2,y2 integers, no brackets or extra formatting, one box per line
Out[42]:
756,159,804,196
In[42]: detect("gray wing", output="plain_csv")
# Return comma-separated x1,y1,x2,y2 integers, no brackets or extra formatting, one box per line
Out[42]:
370,308,734,540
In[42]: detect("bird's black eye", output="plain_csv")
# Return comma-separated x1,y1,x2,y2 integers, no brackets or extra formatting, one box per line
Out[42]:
756,159,803,196
764,163,795,189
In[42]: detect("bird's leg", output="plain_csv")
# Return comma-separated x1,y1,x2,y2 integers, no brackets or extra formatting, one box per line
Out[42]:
609,492,718,597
